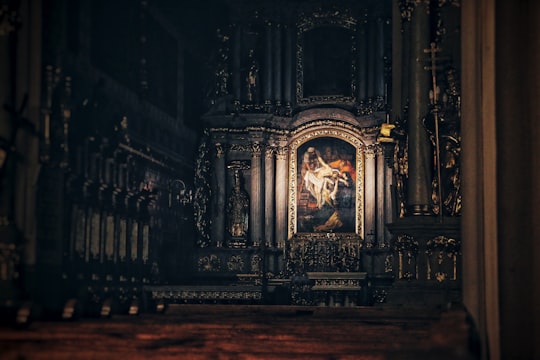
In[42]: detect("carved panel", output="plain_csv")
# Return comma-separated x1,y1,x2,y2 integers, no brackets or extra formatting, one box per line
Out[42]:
426,236,461,282
287,234,363,274
393,234,418,280
296,8,357,105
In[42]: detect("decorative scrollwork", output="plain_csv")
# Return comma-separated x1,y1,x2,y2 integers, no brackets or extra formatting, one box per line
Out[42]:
286,234,362,275
194,132,212,247
394,234,418,280
198,255,222,272
426,236,461,281
227,255,245,272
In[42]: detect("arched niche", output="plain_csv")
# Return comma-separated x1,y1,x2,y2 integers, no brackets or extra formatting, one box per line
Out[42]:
296,10,357,105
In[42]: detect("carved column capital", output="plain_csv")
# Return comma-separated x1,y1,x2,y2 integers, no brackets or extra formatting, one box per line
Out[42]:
365,144,379,159
251,142,263,158
275,146,288,161
265,145,276,159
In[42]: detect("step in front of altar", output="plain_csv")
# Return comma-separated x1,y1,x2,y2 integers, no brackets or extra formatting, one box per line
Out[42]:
306,272,368,306
144,284,263,305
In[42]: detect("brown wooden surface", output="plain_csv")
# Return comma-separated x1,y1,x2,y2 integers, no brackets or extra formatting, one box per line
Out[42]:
0,305,477,360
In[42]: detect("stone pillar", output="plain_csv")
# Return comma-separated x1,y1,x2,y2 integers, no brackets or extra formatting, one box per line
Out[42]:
275,144,288,248
283,25,293,109
263,21,273,107
357,17,368,101
364,146,376,246
264,146,275,247
250,142,263,247
400,3,412,120
376,146,386,246
406,1,431,215
273,24,282,107
367,19,376,98
212,143,226,247
391,0,403,121
384,147,394,246
233,24,242,105
374,18,385,98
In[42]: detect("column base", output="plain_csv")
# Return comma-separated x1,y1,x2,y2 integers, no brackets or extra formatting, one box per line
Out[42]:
409,204,431,216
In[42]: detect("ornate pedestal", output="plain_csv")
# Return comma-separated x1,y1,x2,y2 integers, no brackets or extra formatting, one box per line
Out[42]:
386,217,461,306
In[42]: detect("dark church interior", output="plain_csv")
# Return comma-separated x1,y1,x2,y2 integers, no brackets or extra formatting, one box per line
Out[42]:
0,0,539,359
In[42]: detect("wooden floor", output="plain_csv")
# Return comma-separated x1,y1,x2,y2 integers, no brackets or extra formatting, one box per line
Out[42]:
0,305,478,360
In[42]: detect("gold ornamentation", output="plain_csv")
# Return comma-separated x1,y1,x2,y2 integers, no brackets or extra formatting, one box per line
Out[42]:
394,234,418,280
384,254,393,273
287,234,363,274
426,236,461,281
198,255,222,272
215,143,225,158
227,255,245,272
296,9,357,105
250,254,262,273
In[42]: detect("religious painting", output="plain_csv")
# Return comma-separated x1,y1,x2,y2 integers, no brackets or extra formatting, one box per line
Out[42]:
296,137,357,233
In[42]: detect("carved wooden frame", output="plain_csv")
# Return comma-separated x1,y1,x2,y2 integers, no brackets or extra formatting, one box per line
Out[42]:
288,121,365,239
296,10,357,105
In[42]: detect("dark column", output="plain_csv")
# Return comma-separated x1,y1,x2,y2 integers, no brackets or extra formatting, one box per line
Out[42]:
212,143,226,247
367,19,376,98
400,7,411,120
273,24,282,106
391,0,403,121
233,24,242,105
283,25,293,108
374,18,385,98
263,21,273,107
356,17,368,101
406,2,431,215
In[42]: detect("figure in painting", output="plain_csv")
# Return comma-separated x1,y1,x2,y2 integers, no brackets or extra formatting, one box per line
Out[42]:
226,170,250,238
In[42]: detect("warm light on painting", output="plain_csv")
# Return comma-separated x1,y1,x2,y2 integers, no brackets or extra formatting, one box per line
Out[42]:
296,137,356,233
